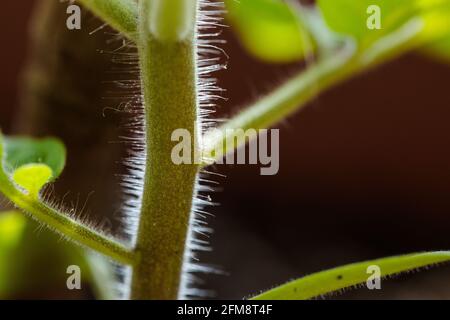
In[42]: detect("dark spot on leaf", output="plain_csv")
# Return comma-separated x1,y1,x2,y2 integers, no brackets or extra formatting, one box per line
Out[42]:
336,275,343,280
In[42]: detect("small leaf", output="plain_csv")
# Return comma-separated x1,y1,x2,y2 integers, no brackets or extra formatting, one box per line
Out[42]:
0,211,27,249
226,0,312,62
424,36,450,62
2,136,66,181
317,0,450,49
0,211,27,297
12,164,53,198
421,4,450,62
0,213,100,299
252,251,450,300
318,0,407,43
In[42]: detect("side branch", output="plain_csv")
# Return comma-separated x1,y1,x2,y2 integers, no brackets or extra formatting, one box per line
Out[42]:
77,0,138,41
0,168,135,265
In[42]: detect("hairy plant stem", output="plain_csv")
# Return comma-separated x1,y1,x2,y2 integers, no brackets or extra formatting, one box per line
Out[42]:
131,0,199,299
75,1,431,167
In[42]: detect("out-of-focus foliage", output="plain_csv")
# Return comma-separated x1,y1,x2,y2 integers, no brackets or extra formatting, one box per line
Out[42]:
318,0,410,46
426,36,450,61
421,2,450,62
226,0,450,64
0,210,108,299
226,0,313,62
317,0,450,53
0,211,27,297
0,131,115,299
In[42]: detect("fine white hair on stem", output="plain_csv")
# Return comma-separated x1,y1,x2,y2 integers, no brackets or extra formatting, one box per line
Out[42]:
94,31,143,246
105,36,145,299
179,0,227,300
60,0,228,299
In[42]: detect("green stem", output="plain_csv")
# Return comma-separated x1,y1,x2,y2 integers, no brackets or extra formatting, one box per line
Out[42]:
131,0,199,299
77,0,138,41
202,18,425,164
0,157,134,265
75,2,428,169
252,251,450,300
202,40,357,164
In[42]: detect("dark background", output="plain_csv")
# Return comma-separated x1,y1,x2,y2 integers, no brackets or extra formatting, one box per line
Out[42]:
2,1,450,299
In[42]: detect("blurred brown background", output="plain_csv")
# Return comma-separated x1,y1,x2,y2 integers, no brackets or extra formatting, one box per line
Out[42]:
2,1,450,299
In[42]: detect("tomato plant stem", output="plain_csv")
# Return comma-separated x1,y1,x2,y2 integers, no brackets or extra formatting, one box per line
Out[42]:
131,0,200,299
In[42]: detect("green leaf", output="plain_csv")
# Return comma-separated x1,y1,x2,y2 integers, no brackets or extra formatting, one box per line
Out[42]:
317,0,450,49
318,0,406,42
3,136,66,181
0,211,27,297
0,213,110,299
226,0,312,62
12,164,53,198
421,4,450,62
0,211,27,249
0,131,133,266
252,251,450,300
425,36,450,61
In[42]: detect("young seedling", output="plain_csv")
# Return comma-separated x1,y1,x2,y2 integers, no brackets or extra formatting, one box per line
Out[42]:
1,0,450,299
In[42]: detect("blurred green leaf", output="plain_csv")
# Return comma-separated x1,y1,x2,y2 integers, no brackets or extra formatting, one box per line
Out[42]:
425,36,450,61
252,251,450,299
421,2,450,62
318,0,408,44
317,0,450,49
0,211,27,297
3,136,66,181
0,211,27,249
226,0,312,62
0,210,116,299
0,132,115,299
